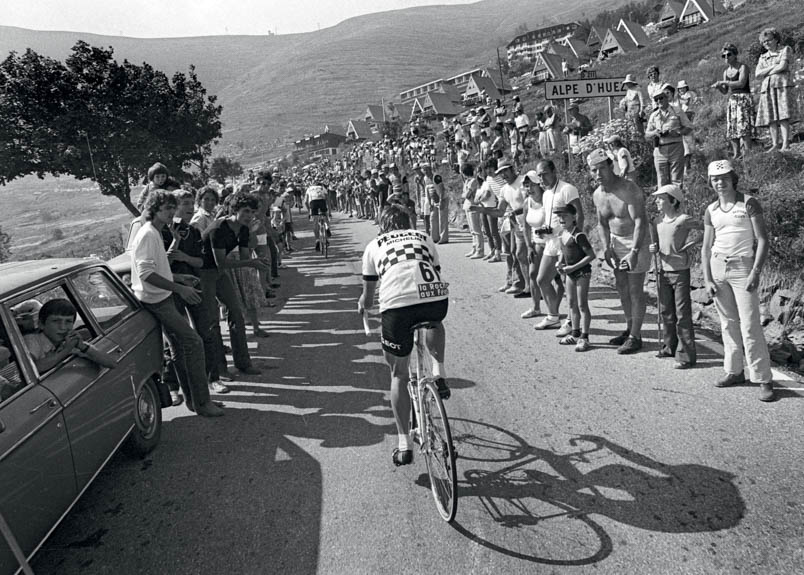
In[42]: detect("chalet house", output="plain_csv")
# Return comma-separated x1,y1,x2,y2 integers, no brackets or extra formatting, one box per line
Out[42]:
531,51,565,84
616,19,651,48
462,75,510,105
679,0,726,27
293,130,348,160
399,79,445,105
421,92,461,119
364,105,386,130
598,28,638,59
586,26,607,57
560,37,589,61
345,119,377,142
657,0,685,28
506,22,581,63
395,102,415,125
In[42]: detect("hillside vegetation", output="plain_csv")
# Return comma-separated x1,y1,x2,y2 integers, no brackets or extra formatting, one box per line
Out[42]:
0,0,627,155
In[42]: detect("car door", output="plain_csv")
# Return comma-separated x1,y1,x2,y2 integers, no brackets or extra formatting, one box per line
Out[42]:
10,280,132,493
64,267,155,490
0,314,75,574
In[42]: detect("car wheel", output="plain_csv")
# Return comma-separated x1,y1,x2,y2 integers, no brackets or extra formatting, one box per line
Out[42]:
122,377,162,457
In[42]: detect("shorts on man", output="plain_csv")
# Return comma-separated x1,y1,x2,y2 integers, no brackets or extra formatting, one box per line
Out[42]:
611,233,651,274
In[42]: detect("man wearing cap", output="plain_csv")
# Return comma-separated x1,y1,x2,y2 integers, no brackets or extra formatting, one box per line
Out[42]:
589,148,651,354
470,160,529,296
644,84,692,186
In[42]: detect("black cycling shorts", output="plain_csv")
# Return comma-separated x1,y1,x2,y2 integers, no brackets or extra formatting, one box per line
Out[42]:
310,199,328,216
381,299,448,357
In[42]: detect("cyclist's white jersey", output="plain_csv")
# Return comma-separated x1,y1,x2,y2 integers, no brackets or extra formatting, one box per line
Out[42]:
362,229,449,312
305,185,328,202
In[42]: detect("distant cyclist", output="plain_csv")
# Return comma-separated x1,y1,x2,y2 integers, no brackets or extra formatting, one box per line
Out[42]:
358,204,450,466
305,181,331,252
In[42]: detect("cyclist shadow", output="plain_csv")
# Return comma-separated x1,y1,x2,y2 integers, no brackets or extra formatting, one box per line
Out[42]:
445,419,745,566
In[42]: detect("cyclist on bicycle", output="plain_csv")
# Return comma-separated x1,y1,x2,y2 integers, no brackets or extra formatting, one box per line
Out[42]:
305,181,331,252
358,204,450,466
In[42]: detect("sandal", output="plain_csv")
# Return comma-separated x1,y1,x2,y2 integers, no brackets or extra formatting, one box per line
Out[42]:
392,448,413,466
559,334,578,345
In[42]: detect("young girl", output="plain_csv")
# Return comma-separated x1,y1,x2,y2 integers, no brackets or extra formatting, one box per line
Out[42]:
648,184,700,369
554,204,595,352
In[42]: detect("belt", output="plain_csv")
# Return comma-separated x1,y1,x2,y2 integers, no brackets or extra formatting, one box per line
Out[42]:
711,252,754,262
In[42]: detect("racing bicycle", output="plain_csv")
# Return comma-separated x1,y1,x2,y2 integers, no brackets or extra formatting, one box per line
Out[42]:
363,314,458,522
311,214,330,258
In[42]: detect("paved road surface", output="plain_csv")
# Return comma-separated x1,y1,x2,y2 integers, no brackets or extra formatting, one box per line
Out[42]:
31,212,804,575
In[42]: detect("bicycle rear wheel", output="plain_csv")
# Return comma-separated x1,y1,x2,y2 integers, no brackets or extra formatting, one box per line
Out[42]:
421,380,458,522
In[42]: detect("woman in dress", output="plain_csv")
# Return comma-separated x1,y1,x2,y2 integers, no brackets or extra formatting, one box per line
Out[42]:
646,66,664,107
713,43,754,159
754,28,796,152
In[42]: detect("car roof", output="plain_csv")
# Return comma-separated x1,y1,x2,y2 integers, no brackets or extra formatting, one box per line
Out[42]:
0,258,105,301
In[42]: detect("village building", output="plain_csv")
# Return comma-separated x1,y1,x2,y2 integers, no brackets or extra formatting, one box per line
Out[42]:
506,22,582,64
616,19,651,48
363,105,386,130
598,28,638,59
585,25,607,59
462,75,511,105
679,0,726,27
293,128,348,161
657,0,685,28
420,92,462,120
531,51,566,84
398,68,498,105
345,119,378,142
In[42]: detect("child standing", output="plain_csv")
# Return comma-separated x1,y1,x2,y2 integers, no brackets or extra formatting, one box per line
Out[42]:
554,204,595,352
649,184,700,369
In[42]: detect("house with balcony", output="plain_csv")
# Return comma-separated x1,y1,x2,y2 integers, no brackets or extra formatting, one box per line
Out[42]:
598,28,638,59
420,92,462,120
506,22,582,64
586,25,607,58
293,129,348,161
679,0,725,27
530,51,565,84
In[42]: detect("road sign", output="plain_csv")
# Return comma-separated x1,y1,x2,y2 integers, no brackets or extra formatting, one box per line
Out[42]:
545,78,627,100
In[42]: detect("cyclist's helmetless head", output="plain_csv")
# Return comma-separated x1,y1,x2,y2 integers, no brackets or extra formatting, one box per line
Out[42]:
379,204,411,234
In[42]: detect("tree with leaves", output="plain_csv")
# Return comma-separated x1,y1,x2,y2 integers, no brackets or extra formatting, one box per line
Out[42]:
210,156,244,185
0,226,11,263
0,41,222,216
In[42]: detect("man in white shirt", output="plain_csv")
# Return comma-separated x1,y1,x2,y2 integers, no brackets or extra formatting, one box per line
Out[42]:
534,159,585,331
131,190,223,417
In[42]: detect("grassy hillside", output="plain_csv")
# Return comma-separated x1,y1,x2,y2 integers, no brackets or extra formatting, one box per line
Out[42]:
0,0,627,153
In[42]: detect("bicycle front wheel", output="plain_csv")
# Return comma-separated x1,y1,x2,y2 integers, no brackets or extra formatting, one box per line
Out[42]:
421,381,458,522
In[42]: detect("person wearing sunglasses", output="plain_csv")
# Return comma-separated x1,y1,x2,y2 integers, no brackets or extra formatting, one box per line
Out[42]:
712,43,754,159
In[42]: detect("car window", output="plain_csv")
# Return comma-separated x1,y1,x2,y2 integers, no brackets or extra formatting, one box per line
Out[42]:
0,323,28,404
71,269,136,332
10,284,97,378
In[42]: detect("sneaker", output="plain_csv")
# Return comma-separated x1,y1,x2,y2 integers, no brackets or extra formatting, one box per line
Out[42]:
488,254,502,262
435,377,451,400
170,390,183,406
559,334,578,345
505,286,522,295
535,316,561,330
608,331,630,346
470,252,485,259
521,308,541,319
655,349,674,358
556,319,573,337
482,252,493,261
758,382,776,402
575,337,591,352
714,372,746,388
498,284,512,293
673,361,693,370
617,336,643,354
209,380,230,394
465,249,476,258
513,291,531,299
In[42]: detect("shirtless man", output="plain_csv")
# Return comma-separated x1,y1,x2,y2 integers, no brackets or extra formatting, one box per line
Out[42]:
589,148,651,354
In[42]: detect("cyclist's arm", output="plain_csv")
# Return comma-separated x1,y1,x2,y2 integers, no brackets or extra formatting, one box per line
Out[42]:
358,279,377,314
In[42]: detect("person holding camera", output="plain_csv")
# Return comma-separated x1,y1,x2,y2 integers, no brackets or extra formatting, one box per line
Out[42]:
644,84,693,186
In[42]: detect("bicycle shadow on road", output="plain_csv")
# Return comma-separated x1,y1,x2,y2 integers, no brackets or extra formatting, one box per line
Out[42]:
446,418,745,567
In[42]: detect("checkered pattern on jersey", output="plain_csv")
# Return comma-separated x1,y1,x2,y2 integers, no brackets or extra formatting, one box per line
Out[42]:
378,242,433,276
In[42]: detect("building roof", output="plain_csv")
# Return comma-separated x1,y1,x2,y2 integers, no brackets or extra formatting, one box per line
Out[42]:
439,83,464,103
600,28,638,54
424,91,461,116
395,102,415,123
660,0,685,18
563,38,588,60
546,41,575,62
617,19,651,47
346,119,373,140
586,26,607,47
465,76,502,101
365,105,385,122
324,124,346,137
410,98,425,117
531,52,565,80
680,0,725,22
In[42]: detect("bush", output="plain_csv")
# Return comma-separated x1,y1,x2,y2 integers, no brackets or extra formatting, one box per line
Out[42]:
52,228,64,240
755,177,804,269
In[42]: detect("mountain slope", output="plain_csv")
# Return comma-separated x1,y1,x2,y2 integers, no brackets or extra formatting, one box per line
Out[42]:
0,0,627,153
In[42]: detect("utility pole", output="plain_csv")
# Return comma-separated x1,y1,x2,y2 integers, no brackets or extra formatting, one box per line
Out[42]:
496,46,506,102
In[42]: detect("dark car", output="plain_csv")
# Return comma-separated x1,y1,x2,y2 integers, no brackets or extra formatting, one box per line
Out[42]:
0,259,165,574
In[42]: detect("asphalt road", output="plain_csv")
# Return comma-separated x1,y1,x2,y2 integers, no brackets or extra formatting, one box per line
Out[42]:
31,211,804,575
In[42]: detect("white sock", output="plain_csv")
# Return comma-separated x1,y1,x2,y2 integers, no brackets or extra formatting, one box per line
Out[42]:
432,361,445,379
398,433,412,451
